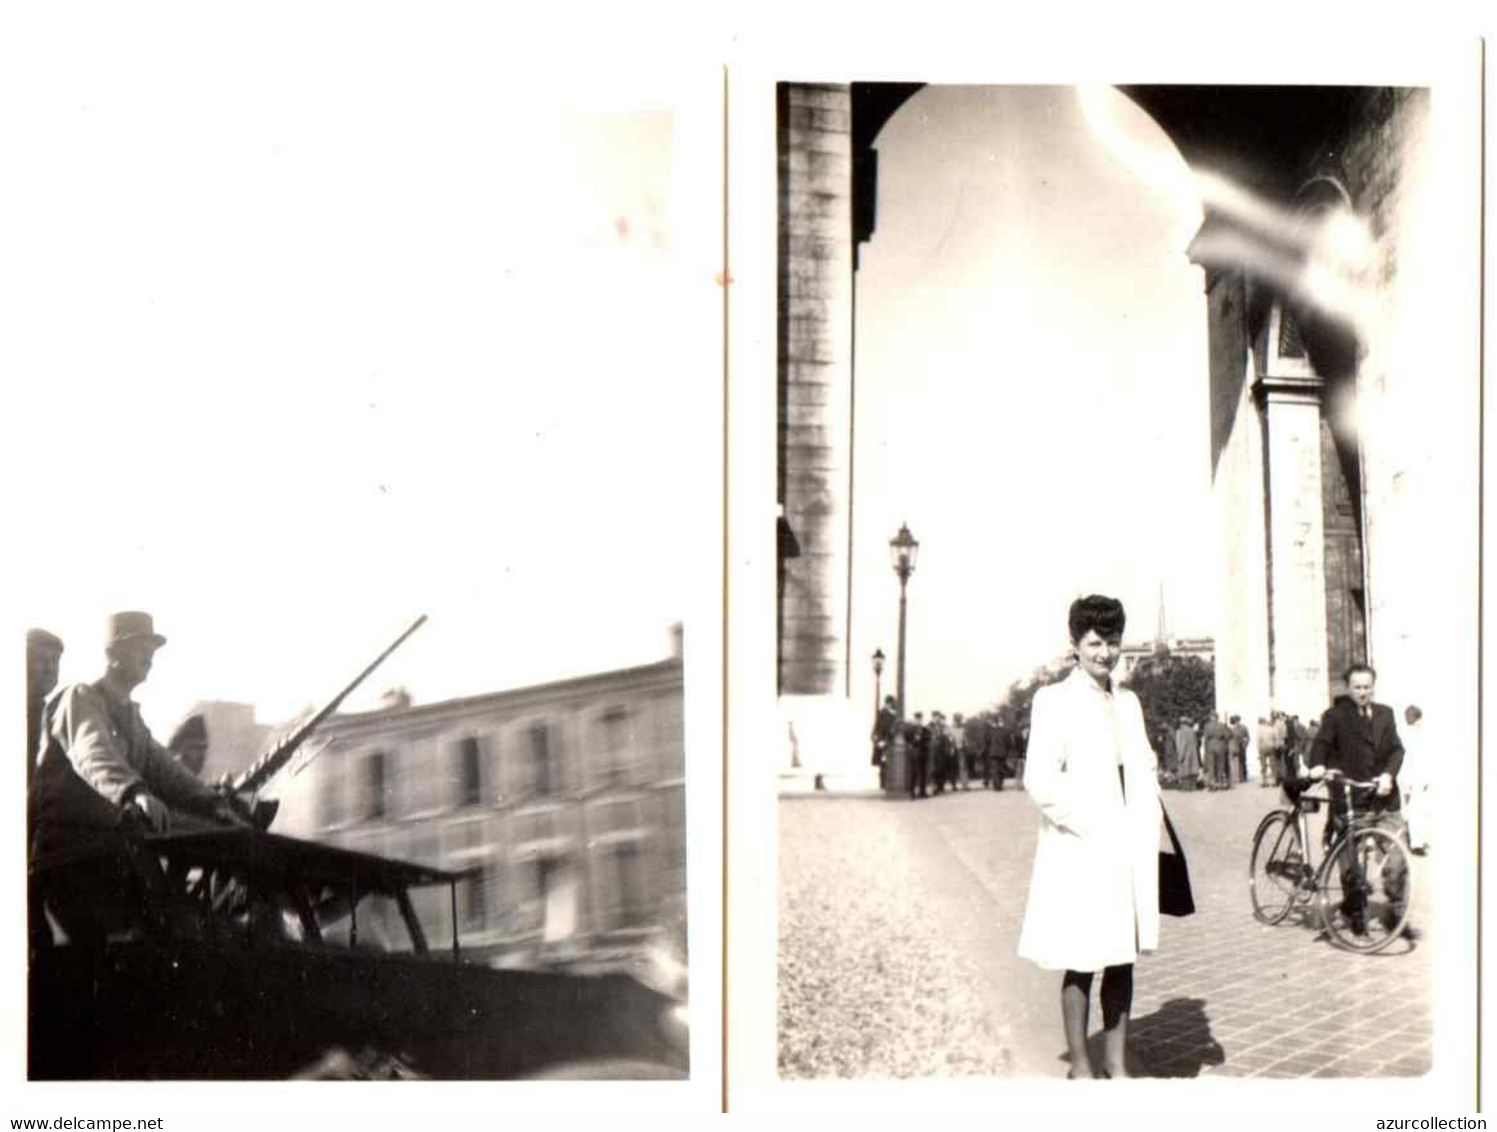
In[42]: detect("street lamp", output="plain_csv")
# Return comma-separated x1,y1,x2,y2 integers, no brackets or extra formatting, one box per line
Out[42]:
889,523,919,722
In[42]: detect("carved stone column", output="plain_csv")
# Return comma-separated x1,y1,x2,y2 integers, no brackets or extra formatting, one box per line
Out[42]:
1253,369,1332,717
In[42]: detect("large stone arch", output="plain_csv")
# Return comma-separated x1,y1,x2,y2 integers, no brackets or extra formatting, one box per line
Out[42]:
776,81,1443,771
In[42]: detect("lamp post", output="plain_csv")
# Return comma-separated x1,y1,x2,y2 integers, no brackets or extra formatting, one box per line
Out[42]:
885,523,919,799
872,648,886,712
889,523,919,720
871,648,886,788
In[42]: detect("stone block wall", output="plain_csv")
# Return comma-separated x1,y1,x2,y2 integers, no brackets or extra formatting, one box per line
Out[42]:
777,84,854,697
1330,87,1475,725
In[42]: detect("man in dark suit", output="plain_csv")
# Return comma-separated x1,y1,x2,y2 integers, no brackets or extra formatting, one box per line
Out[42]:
870,695,898,789
905,712,931,799
1308,663,1408,937
985,722,1009,790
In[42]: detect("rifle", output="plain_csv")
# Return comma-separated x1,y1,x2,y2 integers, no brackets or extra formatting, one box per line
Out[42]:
226,615,428,817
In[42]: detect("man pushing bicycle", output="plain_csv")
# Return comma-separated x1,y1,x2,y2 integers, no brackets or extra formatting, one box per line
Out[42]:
1306,663,1410,939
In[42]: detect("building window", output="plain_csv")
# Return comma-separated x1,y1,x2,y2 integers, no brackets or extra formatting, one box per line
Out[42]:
319,762,345,829
531,722,554,796
601,707,630,785
615,842,646,928
461,867,489,933
456,735,483,807
362,751,387,821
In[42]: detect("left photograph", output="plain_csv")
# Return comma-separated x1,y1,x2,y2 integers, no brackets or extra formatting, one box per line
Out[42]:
11,30,716,1085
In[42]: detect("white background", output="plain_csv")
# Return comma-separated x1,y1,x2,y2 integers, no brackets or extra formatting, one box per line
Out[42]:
726,17,1487,1125
1,4,723,1122
2,1,1493,1123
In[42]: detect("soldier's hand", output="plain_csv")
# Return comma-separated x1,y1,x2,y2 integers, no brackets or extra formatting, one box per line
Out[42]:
1376,772,1394,797
132,792,171,833
1309,765,1326,781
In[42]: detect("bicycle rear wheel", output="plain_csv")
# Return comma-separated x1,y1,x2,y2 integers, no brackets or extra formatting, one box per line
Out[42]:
1318,826,1414,953
1250,811,1307,925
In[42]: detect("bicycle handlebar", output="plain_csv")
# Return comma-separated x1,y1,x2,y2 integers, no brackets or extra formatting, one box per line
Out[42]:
1318,770,1381,790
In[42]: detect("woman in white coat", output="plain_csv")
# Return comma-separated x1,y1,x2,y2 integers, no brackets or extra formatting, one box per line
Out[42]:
1017,595,1162,1079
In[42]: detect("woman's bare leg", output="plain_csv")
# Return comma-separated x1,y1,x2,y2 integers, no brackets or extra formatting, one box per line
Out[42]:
1061,970,1095,1078
1099,963,1134,1078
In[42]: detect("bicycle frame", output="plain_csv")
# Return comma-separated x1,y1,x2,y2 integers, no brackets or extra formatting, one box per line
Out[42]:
1253,771,1411,952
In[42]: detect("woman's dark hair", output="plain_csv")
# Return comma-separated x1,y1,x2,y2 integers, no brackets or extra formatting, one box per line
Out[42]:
1068,594,1126,643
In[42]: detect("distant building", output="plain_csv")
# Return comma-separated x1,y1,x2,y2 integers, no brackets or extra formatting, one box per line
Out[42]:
267,645,686,975
1118,637,1215,682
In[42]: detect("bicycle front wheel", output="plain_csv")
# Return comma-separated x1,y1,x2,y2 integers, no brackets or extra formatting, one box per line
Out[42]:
1250,810,1306,925
1318,826,1414,953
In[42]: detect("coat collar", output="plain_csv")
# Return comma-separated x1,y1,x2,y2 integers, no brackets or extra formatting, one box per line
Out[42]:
1063,664,1115,698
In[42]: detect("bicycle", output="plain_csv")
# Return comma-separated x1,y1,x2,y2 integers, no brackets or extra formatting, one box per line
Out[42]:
1248,769,1414,953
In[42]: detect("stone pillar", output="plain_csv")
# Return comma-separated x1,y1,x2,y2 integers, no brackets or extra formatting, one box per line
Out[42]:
777,84,864,779
777,83,853,701
1204,272,1273,728
1254,372,1332,718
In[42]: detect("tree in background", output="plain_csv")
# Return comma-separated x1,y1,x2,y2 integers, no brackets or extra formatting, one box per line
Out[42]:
1121,650,1216,754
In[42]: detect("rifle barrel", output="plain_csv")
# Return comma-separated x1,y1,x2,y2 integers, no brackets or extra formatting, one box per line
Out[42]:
230,615,428,795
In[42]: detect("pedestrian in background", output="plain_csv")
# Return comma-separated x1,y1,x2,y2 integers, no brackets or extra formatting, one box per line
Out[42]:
906,712,931,800
1256,715,1280,787
1173,716,1200,792
951,712,971,790
1230,714,1250,784
871,695,898,789
1019,595,1162,1080
27,629,65,791
930,712,950,794
1401,705,1430,854
985,722,1008,790
1203,714,1231,790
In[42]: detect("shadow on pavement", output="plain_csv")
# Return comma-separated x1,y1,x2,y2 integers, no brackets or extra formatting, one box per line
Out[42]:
1280,905,1421,958
1123,998,1225,1078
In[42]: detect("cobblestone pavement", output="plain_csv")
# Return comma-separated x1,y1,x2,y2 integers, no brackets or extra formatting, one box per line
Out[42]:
778,782,1432,1080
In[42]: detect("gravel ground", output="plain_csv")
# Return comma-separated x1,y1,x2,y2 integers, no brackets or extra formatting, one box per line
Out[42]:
778,798,1014,1079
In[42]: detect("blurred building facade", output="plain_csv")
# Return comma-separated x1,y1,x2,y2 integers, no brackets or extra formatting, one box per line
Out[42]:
1117,636,1215,683
268,644,686,973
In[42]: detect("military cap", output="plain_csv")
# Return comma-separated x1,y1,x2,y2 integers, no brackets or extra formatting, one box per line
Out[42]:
106,611,167,648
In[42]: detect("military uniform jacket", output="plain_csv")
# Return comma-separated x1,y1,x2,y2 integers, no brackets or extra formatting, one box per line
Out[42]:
31,680,221,856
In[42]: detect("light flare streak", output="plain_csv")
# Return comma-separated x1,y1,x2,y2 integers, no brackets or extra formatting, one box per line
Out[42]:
1077,85,1381,347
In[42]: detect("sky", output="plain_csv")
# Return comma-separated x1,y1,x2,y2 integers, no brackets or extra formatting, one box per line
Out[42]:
4,23,714,734
851,85,1215,719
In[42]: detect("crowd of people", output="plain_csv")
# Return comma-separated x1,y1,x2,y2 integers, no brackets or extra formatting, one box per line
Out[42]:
1151,703,1431,855
1158,711,1288,792
870,697,1027,799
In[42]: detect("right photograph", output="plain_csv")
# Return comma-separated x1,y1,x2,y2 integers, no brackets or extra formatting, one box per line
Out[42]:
772,82,1476,1083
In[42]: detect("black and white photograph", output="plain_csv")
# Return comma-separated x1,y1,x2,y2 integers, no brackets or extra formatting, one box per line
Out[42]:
5,10,721,1117
749,67,1479,1103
